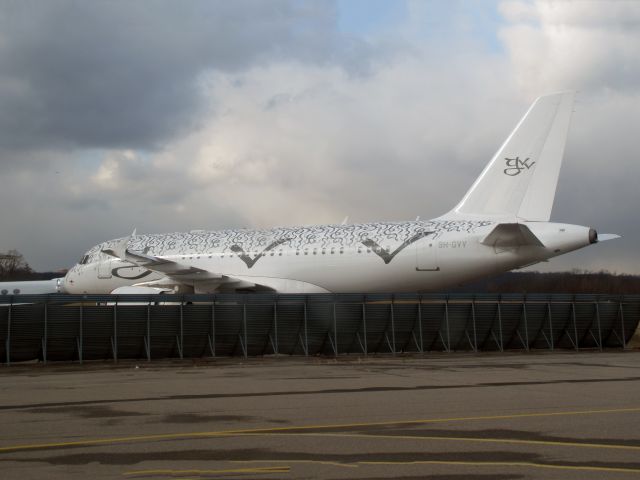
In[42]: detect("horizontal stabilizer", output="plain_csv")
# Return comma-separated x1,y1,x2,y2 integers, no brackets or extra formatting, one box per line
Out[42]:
481,223,545,248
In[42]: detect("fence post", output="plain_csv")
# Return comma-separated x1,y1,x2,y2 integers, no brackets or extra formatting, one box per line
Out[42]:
112,297,118,363
444,297,451,352
417,296,424,353
547,302,554,351
6,299,11,366
146,302,151,361
571,300,579,351
390,300,396,355
471,300,477,352
209,301,216,357
362,302,368,355
177,299,184,360
619,302,626,350
78,303,83,364
43,299,48,365
333,302,338,357
497,299,504,352
273,301,279,354
303,301,308,356
595,302,602,351
523,301,529,351
243,303,248,359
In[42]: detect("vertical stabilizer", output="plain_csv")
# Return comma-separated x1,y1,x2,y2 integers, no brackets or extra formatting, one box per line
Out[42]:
451,91,575,221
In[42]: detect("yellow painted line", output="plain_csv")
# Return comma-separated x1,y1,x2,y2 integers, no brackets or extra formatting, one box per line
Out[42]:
231,459,357,469
1,406,639,453
124,460,640,477
236,431,640,452
124,465,289,477
361,460,640,475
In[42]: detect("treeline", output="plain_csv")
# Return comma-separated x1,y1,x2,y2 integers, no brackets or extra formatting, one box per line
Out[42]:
0,250,65,281
452,271,640,294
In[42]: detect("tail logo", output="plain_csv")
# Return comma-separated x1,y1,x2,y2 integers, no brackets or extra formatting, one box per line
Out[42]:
504,157,535,176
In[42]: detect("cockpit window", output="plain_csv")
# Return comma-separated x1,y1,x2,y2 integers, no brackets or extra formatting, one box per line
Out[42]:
79,255,90,265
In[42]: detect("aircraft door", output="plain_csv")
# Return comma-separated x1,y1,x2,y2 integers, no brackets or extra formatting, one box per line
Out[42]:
97,258,112,279
416,239,439,271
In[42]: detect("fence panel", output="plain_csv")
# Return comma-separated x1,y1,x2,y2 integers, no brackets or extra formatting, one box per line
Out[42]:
245,304,275,356
149,305,181,359
182,304,213,358
47,304,80,362
363,303,390,354
0,306,8,362
393,303,420,353
274,302,306,355
82,306,116,361
420,300,447,351
213,303,244,356
306,301,334,356
8,304,44,362
115,306,147,360
1,293,638,363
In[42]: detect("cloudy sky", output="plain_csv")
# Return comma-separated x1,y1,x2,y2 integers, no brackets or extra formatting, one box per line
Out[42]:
0,0,638,273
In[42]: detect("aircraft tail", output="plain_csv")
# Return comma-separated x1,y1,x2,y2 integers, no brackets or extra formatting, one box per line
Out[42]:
449,91,575,221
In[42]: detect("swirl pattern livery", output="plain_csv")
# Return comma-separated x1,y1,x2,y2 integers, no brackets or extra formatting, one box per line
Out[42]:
81,220,493,264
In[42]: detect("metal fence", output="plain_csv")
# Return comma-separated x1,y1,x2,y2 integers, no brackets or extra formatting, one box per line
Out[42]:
1,293,639,364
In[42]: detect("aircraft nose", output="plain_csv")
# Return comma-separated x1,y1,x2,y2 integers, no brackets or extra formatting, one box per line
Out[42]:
63,270,78,293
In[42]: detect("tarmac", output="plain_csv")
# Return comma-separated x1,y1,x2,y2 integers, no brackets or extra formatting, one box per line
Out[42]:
1,351,640,479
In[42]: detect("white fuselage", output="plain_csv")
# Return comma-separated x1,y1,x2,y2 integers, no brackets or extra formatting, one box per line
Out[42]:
63,219,595,294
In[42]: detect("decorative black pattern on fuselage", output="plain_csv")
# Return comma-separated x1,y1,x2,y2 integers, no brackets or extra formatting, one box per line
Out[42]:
361,231,434,264
230,238,292,269
71,220,493,273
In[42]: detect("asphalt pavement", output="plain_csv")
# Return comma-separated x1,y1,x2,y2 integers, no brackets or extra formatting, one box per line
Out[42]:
1,351,640,479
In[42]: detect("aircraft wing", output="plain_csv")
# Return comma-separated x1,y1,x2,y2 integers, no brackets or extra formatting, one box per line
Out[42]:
101,231,257,292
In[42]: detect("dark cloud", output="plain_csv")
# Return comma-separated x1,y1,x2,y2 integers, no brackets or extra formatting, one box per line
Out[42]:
0,0,346,153
0,0,637,277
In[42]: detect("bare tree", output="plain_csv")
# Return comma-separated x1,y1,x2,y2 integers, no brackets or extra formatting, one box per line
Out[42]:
0,250,32,280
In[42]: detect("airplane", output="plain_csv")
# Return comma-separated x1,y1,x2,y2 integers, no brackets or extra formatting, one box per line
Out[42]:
63,91,619,295
0,278,65,295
